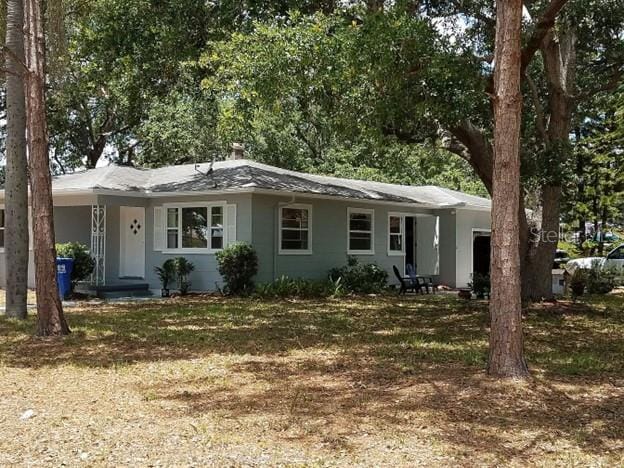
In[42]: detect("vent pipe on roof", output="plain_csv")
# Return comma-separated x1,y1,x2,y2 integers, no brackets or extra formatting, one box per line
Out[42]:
230,142,245,160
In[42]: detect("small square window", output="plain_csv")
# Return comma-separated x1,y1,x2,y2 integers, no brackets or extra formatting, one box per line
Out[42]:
279,205,312,254
348,209,374,254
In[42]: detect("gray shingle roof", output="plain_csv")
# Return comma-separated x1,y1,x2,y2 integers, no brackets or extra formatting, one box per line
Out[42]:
46,159,491,210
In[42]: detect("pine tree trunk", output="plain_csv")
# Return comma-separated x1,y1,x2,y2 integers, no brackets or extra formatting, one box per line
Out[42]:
24,0,69,336
487,0,529,378
4,0,29,319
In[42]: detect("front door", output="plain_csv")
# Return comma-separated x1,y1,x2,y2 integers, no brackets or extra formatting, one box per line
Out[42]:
119,206,145,278
405,216,416,273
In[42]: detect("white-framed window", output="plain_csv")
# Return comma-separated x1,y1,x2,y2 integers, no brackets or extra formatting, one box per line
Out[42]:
347,207,374,254
388,213,404,256
164,203,225,253
0,208,4,250
279,204,312,254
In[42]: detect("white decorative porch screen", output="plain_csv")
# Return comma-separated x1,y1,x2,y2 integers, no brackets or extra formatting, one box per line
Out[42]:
153,203,236,252
28,212,33,250
0,209,4,248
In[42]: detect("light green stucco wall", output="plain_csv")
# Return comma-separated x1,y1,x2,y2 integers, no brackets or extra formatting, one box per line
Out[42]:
0,192,489,293
251,194,435,285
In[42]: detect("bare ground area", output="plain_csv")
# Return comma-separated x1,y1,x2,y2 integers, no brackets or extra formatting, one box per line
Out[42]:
0,289,37,307
0,291,623,466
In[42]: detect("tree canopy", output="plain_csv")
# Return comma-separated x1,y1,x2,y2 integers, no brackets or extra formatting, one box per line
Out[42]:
1,0,622,208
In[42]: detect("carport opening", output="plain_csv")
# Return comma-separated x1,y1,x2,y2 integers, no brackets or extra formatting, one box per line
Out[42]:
473,232,491,277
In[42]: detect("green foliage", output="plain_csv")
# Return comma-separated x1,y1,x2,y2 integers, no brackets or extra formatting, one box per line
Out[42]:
203,10,487,195
255,256,389,299
255,275,343,299
37,0,624,230
48,0,220,169
172,257,195,295
55,242,95,289
559,88,624,233
557,239,582,259
216,242,259,295
524,140,574,187
468,273,490,298
586,263,618,295
328,256,388,294
154,259,177,290
134,85,219,167
569,268,588,299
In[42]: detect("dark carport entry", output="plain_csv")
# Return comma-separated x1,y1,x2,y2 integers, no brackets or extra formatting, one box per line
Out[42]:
473,231,491,276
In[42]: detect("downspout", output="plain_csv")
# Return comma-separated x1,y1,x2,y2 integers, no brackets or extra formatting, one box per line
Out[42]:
274,195,296,281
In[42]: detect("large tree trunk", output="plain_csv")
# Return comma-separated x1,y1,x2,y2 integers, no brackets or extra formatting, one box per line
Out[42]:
4,0,29,319
525,186,561,299
524,30,575,300
24,0,70,336
487,0,529,378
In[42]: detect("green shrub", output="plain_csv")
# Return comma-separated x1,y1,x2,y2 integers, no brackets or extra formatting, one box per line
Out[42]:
216,242,259,295
586,262,617,294
154,259,177,290
569,268,588,298
55,242,95,290
255,276,343,299
173,257,195,295
328,256,388,294
468,273,490,298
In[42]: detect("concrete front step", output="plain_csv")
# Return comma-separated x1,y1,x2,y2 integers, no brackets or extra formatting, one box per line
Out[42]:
77,283,152,299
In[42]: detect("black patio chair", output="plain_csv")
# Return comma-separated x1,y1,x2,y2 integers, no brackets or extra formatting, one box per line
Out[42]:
406,263,430,294
393,265,427,295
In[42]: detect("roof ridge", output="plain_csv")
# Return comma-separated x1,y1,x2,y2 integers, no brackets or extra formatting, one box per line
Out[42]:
429,186,463,204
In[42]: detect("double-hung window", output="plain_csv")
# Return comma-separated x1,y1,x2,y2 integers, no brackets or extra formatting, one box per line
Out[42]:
165,204,224,252
388,214,404,255
0,208,4,250
279,204,312,254
347,208,374,254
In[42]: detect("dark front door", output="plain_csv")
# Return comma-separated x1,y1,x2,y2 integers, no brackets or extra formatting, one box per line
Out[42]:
473,234,491,276
405,217,415,273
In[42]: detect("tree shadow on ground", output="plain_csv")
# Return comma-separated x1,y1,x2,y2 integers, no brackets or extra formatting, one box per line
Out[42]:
1,293,623,460
0,295,491,368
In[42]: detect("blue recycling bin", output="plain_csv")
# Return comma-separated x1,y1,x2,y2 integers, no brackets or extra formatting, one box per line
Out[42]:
56,257,74,300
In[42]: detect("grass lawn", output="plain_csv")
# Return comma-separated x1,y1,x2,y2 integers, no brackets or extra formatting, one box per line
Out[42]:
0,292,623,466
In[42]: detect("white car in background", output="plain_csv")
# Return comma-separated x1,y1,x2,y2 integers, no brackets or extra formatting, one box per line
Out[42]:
565,245,624,275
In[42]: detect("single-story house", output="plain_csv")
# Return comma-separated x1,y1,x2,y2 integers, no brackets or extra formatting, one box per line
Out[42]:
0,156,492,294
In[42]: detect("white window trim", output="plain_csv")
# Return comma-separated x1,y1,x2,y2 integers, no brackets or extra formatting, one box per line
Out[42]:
347,207,375,255
387,212,406,257
162,201,227,254
278,203,313,255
